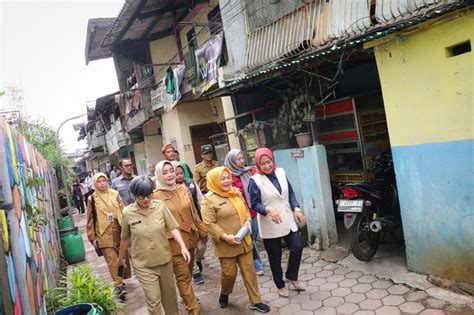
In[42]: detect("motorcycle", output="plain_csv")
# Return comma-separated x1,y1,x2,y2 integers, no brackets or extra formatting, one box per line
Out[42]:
336,151,402,261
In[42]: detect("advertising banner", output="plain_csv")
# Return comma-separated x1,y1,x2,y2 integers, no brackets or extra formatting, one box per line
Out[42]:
194,32,224,95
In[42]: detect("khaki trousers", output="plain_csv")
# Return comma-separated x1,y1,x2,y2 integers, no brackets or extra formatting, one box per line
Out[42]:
172,251,200,315
134,261,178,315
219,251,261,304
102,247,131,286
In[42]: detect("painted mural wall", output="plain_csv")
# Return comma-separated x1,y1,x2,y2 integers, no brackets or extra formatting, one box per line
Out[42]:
0,118,61,314
374,9,473,283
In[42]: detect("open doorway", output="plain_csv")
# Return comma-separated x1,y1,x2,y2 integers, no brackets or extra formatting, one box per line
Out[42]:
189,123,222,164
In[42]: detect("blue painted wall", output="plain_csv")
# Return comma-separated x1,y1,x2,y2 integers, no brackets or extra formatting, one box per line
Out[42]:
392,139,474,283
274,145,337,249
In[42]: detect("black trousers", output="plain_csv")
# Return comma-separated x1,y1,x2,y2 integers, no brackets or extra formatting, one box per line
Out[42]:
75,199,85,214
263,230,303,289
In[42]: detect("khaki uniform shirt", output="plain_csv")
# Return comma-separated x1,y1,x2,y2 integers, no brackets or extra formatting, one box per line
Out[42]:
201,192,252,258
194,160,219,193
152,185,207,256
121,200,179,268
86,191,124,249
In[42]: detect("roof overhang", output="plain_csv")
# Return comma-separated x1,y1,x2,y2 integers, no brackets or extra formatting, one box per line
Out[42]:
101,0,193,47
95,92,119,114
101,0,208,47
85,18,115,65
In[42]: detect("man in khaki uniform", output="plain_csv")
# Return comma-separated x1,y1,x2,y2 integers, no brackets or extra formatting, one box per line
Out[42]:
194,144,219,193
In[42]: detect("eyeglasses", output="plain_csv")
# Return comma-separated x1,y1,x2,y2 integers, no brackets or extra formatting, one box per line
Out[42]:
137,194,152,201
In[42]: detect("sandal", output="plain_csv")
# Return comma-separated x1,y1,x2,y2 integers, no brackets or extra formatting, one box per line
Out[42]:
287,280,305,292
278,287,289,298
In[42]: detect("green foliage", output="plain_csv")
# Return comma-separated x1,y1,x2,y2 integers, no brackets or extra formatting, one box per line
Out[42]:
20,117,75,188
46,264,123,314
27,206,47,232
20,118,62,169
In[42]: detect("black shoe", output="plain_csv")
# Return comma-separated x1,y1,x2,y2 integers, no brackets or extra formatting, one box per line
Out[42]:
193,272,204,284
115,285,127,301
218,293,228,308
249,303,270,313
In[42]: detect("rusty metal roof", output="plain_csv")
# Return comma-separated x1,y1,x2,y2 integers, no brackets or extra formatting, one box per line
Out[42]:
205,2,468,98
85,18,115,65
244,0,463,72
100,0,192,47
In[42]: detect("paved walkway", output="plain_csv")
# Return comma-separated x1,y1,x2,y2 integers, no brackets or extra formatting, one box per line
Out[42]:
70,213,474,314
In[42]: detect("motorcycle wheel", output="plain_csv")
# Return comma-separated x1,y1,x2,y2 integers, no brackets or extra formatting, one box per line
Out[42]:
349,212,381,261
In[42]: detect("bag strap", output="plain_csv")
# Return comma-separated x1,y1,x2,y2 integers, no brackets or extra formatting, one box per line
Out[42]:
183,186,200,227
91,195,98,236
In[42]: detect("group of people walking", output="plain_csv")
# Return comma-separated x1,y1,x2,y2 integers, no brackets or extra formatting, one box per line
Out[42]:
85,144,306,314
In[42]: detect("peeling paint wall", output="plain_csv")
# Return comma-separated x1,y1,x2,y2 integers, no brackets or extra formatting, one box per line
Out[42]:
373,10,474,283
274,145,337,249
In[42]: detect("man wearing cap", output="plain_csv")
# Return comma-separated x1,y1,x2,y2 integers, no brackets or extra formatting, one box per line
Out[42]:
194,144,219,194
162,144,193,179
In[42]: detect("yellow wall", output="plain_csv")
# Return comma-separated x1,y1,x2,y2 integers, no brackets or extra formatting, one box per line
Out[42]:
162,99,224,167
149,1,220,81
149,1,227,167
143,119,164,165
179,0,219,56
373,9,473,147
132,142,147,175
149,36,180,82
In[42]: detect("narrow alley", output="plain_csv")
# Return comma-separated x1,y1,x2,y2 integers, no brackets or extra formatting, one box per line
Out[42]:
72,212,474,315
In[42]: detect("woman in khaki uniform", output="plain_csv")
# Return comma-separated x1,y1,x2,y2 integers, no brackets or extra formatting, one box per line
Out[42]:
201,167,270,313
86,172,131,299
118,176,191,315
152,161,207,315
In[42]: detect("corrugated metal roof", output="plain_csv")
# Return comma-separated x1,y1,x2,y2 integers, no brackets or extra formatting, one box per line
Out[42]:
206,2,467,98
244,0,462,72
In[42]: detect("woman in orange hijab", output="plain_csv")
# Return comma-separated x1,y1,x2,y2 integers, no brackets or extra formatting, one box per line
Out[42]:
201,167,270,313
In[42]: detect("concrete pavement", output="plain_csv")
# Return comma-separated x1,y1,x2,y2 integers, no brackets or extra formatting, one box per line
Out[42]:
69,212,474,314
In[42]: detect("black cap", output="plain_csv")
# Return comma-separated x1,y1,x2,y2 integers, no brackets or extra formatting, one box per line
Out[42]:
201,144,213,154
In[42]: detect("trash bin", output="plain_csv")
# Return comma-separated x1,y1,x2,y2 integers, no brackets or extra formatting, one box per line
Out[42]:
59,227,85,264
57,216,74,230
54,303,103,315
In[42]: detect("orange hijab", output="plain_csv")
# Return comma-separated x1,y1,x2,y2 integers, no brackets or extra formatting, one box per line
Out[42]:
206,167,251,246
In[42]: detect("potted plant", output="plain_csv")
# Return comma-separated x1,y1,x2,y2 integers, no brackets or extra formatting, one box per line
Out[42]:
46,264,123,314
274,86,316,148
